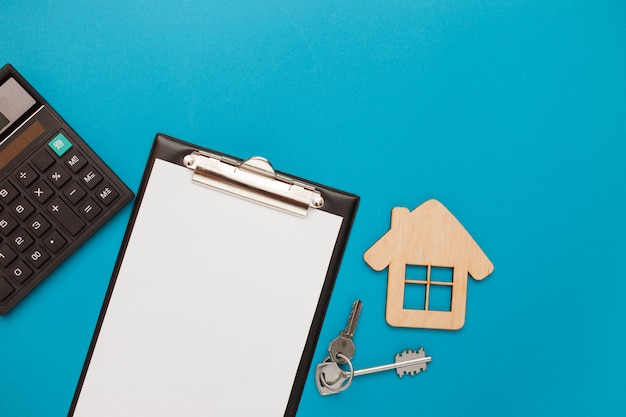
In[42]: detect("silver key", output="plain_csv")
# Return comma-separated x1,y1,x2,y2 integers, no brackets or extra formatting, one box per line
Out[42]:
328,299,362,363
315,348,431,396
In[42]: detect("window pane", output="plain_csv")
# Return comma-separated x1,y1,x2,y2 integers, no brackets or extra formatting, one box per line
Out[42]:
405,265,428,281
430,266,453,283
403,283,426,310
429,284,452,311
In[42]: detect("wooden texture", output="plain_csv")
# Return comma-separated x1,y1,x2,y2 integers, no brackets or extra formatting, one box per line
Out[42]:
364,199,493,330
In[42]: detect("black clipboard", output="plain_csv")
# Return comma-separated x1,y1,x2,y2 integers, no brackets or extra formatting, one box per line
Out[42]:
69,134,359,417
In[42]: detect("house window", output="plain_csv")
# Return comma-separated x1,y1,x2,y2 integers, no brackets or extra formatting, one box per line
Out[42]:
404,265,453,312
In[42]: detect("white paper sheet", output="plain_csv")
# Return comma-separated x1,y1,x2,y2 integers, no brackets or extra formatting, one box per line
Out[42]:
73,158,343,417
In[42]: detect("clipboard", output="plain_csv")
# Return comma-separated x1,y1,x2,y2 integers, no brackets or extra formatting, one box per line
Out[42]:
68,134,359,417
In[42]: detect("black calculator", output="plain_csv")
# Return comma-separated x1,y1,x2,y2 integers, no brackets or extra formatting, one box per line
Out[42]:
0,64,133,315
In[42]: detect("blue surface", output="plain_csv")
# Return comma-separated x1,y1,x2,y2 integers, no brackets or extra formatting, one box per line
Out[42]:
2,1,625,416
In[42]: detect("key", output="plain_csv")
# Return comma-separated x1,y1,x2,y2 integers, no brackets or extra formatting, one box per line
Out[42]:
328,299,362,363
315,348,431,396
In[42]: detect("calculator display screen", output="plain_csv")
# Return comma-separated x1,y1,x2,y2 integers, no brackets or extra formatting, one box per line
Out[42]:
0,77,37,135
0,119,45,169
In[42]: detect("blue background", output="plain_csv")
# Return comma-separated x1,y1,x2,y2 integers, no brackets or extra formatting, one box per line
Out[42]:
2,1,625,415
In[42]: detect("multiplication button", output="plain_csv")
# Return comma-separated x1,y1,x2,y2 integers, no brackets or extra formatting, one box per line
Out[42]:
30,180,54,203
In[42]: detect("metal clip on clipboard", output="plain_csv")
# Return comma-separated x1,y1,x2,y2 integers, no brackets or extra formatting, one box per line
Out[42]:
183,151,324,217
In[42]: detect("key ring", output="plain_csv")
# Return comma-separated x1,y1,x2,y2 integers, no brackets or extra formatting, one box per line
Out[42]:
318,353,354,394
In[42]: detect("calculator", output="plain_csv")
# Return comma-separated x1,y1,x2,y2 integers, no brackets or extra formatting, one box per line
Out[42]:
0,64,133,315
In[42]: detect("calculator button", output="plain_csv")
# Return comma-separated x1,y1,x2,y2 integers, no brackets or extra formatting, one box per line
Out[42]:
0,181,19,204
96,183,119,206
30,180,54,203
79,198,102,221
10,260,33,284
0,243,18,267
48,164,71,188
10,229,34,252
64,151,87,173
43,230,67,254
0,277,14,302
26,246,50,268
11,196,35,220
48,132,73,157
64,182,86,204
15,164,38,187
32,149,55,172
0,214,18,236
47,197,85,236
80,167,103,189
29,213,51,237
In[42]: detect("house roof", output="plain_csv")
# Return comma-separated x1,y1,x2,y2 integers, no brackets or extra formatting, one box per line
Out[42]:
363,199,493,280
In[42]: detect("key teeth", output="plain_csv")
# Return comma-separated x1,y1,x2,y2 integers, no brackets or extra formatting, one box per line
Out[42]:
395,347,429,378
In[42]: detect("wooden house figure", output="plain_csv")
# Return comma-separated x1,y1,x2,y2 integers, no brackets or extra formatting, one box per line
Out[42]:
364,199,493,330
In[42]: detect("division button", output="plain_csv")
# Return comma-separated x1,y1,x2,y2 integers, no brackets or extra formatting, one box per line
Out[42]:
47,197,85,236
15,164,38,187
43,230,67,254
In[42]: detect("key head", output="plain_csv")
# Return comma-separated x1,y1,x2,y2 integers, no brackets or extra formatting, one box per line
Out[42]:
315,356,353,396
328,335,356,363
395,348,429,377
